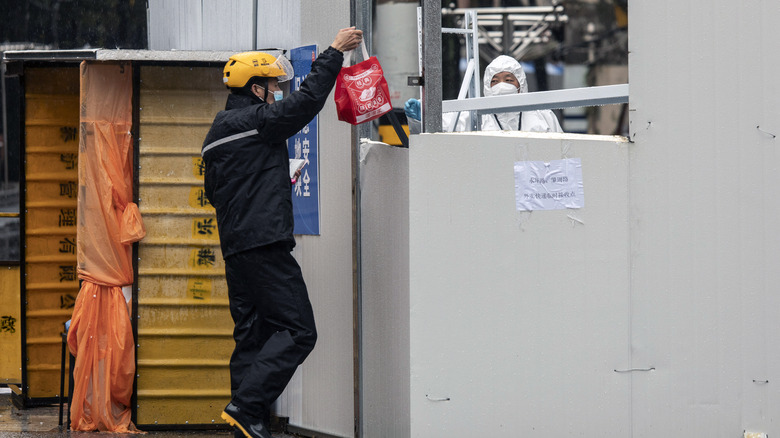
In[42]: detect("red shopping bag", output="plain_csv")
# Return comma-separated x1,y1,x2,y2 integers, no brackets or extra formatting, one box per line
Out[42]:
334,41,393,125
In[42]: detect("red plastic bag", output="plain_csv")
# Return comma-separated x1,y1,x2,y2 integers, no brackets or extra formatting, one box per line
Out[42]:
335,41,392,125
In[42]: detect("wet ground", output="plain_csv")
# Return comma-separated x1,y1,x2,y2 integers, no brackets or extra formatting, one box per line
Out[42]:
0,388,298,438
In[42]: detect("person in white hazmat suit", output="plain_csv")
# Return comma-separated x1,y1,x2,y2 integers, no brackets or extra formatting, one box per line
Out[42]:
405,55,563,133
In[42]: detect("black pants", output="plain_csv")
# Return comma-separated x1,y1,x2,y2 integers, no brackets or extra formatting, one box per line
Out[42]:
224,243,317,424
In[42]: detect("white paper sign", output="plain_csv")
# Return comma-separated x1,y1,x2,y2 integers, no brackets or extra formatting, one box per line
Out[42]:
514,158,584,211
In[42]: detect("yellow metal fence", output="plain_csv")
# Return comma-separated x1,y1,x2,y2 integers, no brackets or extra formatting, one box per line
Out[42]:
136,65,232,425
22,67,80,401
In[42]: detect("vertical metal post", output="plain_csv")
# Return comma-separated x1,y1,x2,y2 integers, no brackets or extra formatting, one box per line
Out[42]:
421,0,442,133
252,0,258,50
130,61,141,426
351,0,372,436
469,10,481,99
502,13,512,56
1,61,8,185
466,10,481,130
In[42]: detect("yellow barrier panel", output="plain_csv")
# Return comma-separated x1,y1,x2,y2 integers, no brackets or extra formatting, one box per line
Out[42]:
377,123,410,146
23,67,80,400
0,266,21,385
136,66,232,425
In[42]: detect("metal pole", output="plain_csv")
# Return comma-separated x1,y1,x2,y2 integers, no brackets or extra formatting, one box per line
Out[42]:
469,10,481,130
1,60,7,185
502,13,512,55
252,0,258,50
421,0,442,133
351,0,371,436
470,10,481,99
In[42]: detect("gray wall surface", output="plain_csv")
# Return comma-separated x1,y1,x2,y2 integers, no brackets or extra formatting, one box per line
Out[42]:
148,0,256,50
628,1,780,436
147,0,306,52
291,3,356,436
359,141,410,438
410,132,630,436
360,132,631,436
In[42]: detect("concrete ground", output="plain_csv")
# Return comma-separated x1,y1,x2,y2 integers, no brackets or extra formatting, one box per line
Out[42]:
0,388,299,438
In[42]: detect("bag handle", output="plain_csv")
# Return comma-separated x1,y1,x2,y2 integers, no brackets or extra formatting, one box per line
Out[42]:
342,40,370,67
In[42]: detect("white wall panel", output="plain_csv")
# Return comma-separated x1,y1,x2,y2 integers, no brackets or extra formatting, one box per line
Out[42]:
629,0,780,436
255,1,302,50
289,3,356,437
408,132,630,436
360,142,410,438
359,132,631,436
148,0,255,51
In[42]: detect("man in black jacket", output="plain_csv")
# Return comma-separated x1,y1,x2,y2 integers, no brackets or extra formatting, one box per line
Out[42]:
202,28,362,438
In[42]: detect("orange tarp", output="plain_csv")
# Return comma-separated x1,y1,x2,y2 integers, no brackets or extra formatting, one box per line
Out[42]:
67,61,145,433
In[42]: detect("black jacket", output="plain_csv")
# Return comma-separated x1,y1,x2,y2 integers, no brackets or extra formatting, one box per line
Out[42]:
202,47,343,258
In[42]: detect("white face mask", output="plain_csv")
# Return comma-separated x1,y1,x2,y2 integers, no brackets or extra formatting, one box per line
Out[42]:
273,90,284,101
491,82,519,96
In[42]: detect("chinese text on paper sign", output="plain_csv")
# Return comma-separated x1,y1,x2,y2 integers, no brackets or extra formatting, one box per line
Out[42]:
514,158,584,211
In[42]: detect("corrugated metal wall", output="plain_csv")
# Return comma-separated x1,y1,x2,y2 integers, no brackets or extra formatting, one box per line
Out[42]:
628,1,780,436
148,0,303,52
135,65,231,425
22,67,80,402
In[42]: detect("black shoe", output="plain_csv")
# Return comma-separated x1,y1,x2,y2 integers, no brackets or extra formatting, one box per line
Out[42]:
222,402,272,438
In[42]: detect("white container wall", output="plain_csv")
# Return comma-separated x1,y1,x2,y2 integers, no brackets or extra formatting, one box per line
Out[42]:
361,132,632,436
409,133,631,436
359,142,410,438
628,0,780,436
290,4,356,436
361,0,780,434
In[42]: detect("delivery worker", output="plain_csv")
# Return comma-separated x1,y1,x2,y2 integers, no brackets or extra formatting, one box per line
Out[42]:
405,55,563,133
201,27,363,438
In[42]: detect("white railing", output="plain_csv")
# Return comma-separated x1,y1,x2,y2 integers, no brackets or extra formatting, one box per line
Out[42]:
441,83,629,116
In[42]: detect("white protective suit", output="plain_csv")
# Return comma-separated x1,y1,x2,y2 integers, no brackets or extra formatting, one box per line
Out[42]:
443,55,563,133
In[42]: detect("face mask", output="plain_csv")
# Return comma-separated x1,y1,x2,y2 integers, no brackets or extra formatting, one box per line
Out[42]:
273,90,284,101
491,82,519,96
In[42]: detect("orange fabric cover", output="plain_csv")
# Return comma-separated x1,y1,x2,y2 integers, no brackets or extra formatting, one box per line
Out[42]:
67,61,144,433
68,283,137,432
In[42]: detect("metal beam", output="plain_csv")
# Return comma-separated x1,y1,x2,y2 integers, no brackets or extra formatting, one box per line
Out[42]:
3,49,97,61
444,6,563,15
351,0,372,436
421,0,442,133
441,84,629,114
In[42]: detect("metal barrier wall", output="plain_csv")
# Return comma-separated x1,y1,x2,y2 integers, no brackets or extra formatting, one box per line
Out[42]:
360,132,631,436
136,65,231,426
21,67,80,404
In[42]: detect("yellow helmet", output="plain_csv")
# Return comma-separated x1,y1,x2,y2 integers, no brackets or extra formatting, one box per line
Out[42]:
223,51,295,88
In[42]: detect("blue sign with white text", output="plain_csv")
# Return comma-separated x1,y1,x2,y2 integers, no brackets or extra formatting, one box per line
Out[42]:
288,45,320,235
